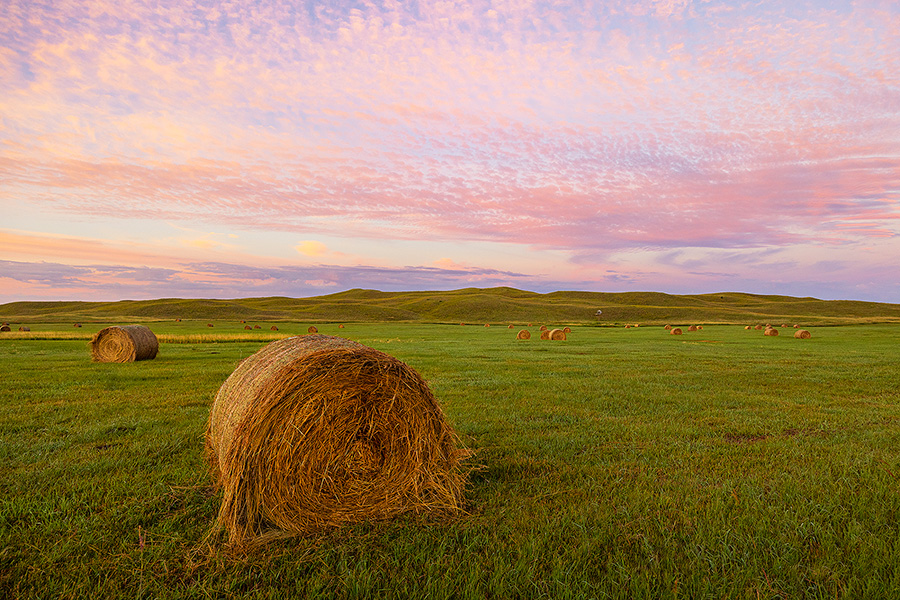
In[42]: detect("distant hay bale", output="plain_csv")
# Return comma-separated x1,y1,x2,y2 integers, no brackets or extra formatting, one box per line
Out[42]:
634,324,640,328
484,324,490,327
563,327,571,333
339,325,345,329
698,326,703,330
508,324,514,329
782,324,788,328
205,335,468,548
307,326,318,333
175,318,182,322
744,326,751,330
516,329,531,340
271,326,279,331
244,325,252,330
549,329,566,341
793,324,800,328
664,325,671,330
688,325,698,332
625,325,631,329
18,326,30,332
90,325,158,363
74,323,82,328
254,325,261,329
241,320,246,324
755,325,763,330
207,323,214,328
671,328,683,335
540,330,551,340
794,329,811,339
764,327,779,336
539,325,548,331
0,325,10,332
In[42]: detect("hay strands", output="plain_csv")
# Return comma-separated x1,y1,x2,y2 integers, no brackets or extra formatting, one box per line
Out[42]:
90,325,158,362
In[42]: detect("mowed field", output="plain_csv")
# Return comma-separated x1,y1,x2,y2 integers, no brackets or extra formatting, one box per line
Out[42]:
2,315,900,598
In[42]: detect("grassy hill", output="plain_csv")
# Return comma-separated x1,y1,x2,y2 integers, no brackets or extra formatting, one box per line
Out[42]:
1,286,899,325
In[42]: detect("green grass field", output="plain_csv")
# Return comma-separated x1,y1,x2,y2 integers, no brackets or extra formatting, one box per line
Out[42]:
2,320,900,598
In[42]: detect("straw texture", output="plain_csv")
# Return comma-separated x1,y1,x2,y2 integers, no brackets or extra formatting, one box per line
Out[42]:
205,334,468,549
90,325,158,362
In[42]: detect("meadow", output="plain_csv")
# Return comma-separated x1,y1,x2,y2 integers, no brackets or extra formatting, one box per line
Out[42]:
2,318,900,598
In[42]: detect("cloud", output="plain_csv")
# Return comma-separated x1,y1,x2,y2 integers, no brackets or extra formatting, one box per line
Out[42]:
296,240,329,257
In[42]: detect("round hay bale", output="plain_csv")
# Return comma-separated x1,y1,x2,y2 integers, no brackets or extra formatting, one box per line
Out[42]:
671,328,683,335
540,330,550,340
794,329,811,339
781,324,788,328
254,325,261,329
74,323,82,328
90,325,158,363
664,325,671,330
271,326,279,331
563,327,571,333
764,327,779,336
625,325,631,329
744,326,751,330
241,320,246,324
688,325,698,332
307,326,318,334
339,324,345,329
516,329,531,340
793,324,800,328
244,325,252,330
508,324,514,329
539,325,548,331
18,326,30,332
205,335,468,548
207,323,214,328
754,325,763,330
0,325,10,332
549,329,566,341
484,324,490,327
175,318,182,322
698,326,703,330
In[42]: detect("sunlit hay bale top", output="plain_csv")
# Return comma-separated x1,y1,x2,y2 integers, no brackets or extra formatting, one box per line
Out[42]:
0,325,10,332
90,325,158,363
205,334,469,549
664,325,672,330
539,325,548,331
671,328,683,335
516,329,531,340
549,329,566,341
764,327,779,336
688,325,698,332
794,329,812,339
563,327,571,333
540,330,551,340
307,326,318,333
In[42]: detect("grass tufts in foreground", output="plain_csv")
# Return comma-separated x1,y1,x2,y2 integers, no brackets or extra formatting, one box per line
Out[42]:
2,323,900,598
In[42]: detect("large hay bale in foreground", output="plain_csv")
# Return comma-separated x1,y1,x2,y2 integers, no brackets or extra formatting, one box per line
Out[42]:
90,325,158,362
671,328,683,335
516,330,531,340
548,329,566,341
540,330,551,340
205,335,468,548
794,329,811,339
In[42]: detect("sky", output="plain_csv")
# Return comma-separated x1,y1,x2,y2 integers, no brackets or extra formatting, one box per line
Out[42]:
1,0,899,304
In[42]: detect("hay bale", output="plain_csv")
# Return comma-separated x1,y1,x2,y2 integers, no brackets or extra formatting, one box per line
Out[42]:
205,335,468,548
516,329,531,340
764,328,779,336
664,325,671,330
549,329,566,341
271,326,279,331
90,325,158,363
755,325,763,330
254,325,261,329
563,327,571,333
74,323,82,328
794,329,811,339
688,325,698,332
207,323,214,328
508,324,514,329
793,324,800,328
339,325,345,329
484,324,490,327
744,326,751,330
671,328,683,335
244,325,252,330
625,325,631,329
539,325,548,331
540,330,550,340
307,326,318,334
0,325,10,332
18,326,30,332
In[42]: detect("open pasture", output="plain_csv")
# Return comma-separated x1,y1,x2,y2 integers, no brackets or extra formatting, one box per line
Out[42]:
2,322,900,598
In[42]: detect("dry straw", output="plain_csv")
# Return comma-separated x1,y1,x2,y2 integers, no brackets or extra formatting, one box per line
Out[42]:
671,328,683,335
516,330,531,340
794,329,812,339
764,327,779,336
18,326,30,332
548,329,566,341
688,325,698,332
205,334,469,549
539,325,548,331
563,327,571,333
664,325,671,330
90,325,158,363
307,326,318,333
0,325,10,332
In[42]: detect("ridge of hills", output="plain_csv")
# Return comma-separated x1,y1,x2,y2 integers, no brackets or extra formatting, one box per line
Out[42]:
1,287,899,325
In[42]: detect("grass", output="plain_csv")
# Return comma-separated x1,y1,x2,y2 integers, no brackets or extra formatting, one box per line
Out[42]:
2,322,900,598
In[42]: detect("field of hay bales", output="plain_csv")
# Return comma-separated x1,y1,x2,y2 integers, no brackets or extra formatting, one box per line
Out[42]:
3,318,900,598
